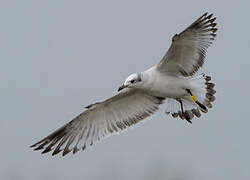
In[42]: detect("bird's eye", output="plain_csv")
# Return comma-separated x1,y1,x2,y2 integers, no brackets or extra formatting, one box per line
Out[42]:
130,80,135,83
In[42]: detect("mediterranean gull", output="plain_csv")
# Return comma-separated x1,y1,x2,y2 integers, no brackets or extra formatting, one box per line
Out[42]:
31,12,217,156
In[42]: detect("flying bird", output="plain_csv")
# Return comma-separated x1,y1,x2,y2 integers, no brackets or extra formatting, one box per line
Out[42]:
31,12,217,156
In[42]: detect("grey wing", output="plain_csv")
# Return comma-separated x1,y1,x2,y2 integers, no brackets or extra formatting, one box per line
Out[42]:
30,89,164,156
157,12,217,77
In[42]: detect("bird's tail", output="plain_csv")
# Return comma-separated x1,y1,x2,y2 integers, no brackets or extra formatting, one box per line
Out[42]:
190,74,216,110
165,74,216,123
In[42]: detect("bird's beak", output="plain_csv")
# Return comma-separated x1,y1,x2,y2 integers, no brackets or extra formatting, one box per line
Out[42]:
118,84,128,92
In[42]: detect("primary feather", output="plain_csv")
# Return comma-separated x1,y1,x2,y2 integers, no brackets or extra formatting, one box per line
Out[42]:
158,12,217,77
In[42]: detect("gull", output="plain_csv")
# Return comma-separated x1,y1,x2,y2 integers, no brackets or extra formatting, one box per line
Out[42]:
31,12,217,156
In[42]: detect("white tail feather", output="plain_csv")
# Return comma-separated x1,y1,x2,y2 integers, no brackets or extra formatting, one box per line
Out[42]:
165,74,216,123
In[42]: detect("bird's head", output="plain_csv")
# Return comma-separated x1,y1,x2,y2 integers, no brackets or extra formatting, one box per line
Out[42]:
118,73,143,92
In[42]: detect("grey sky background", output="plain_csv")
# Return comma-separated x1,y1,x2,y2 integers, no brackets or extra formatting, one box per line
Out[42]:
1,0,250,179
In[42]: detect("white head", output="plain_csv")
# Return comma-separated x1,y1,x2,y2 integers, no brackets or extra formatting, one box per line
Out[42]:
118,73,144,91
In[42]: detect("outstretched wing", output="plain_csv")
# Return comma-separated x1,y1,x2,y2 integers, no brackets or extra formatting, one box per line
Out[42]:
31,89,164,156
157,12,217,77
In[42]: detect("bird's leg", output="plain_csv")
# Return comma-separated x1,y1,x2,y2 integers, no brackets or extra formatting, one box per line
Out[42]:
176,98,184,114
186,89,207,112
176,98,192,123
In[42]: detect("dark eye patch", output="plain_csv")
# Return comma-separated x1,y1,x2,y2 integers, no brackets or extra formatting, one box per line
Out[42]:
130,80,135,83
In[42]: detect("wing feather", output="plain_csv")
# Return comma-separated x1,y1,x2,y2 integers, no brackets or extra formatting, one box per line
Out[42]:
31,89,164,156
157,12,217,77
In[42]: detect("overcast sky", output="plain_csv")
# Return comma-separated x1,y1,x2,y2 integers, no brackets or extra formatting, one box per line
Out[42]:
1,0,250,180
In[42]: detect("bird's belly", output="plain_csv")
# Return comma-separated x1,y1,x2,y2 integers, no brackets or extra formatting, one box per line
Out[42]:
147,76,188,98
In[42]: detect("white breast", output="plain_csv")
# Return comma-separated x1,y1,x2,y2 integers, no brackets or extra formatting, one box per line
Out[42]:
142,66,189,98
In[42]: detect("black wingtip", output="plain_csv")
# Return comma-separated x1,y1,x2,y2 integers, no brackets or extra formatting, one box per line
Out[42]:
203,12,208,17
52,149,62,156
34,146,43,151
30,140,42,148
73,147,79,154
207,13,213,19
30,144,36,148
62,151,68,156
41,147,52,154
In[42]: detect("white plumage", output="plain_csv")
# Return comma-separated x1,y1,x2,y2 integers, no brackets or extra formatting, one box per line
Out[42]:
31,12,217,156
